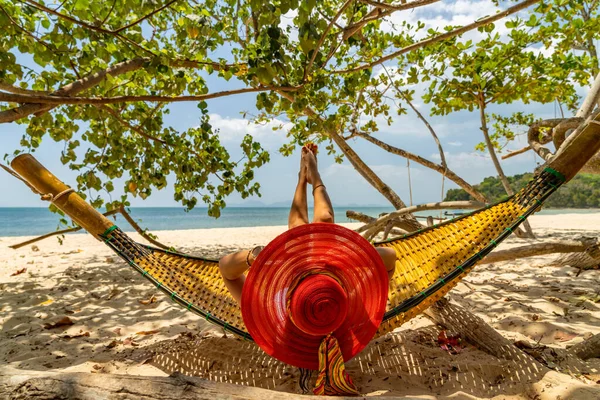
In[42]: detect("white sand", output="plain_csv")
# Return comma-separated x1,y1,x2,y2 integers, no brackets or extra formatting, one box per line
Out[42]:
1,215,599,398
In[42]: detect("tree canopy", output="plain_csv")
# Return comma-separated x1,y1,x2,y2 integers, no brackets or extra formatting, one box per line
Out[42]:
1,0,598,220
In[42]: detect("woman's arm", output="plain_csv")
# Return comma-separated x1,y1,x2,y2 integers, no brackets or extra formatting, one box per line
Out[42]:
218,246,263,303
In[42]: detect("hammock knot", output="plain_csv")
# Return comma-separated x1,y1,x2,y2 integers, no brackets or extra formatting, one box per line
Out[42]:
40,187,75,203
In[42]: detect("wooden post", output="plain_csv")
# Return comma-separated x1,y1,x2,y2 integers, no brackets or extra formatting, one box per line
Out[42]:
11,154,114,239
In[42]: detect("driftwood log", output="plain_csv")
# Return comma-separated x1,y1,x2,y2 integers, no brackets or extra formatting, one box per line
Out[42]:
479,239,600,265
571,333,600,360
0,368,308,400
423,298,534,362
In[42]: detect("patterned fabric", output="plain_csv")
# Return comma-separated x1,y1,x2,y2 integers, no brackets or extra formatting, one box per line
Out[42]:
313,334,359,396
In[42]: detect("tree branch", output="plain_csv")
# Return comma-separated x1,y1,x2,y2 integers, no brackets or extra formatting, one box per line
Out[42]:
0,57,147,123
360,200,485,239
99,0,118,27
22,0,108,33
551,118,585,149
20,0,155,56
117,205,170,250
358,0,439,12
303,0,354,82
95,105,166,144
570,332,600,360
8,209,121,249
527,118,581,162
382,65,447,169
342,7,392,41
424,298,539,363
0,3,56,52
96,104,224,182
0,86,295,106
333,0,541,74
0,53,284,124
479,239,600,264
113,0,180,33
0,368,305,399
355,131,487,202
501,145,532,160
576,71,600,119
0,80,49,96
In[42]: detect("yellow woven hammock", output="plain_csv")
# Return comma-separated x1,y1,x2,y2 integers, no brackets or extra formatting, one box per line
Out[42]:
9,114,600,345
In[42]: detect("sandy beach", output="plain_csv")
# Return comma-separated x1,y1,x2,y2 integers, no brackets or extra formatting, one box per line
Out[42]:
1,214,599,399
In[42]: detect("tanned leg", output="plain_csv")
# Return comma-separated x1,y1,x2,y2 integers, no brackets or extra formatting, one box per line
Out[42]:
305,148,334,223
288,147,310,229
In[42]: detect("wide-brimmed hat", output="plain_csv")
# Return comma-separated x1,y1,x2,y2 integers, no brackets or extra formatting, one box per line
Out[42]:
241,223,389,370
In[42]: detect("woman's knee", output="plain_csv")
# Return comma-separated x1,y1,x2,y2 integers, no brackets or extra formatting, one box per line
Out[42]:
314,211,334,224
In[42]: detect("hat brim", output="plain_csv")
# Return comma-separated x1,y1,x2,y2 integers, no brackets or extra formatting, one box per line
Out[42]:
241,223,389,369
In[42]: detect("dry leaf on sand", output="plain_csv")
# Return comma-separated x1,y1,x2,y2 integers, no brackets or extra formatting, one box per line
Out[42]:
43,316,74,329
138,295,157,305
123,338,140,346
136,329,160,336
11,268,27,276
61,331,90,339
554,331,577,342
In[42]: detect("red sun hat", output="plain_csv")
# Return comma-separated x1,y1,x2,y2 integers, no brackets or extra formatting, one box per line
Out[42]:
241,223,389,370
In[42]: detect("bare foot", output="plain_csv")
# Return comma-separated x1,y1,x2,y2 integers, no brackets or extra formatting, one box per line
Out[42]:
298,147,308,183
304,146,319,185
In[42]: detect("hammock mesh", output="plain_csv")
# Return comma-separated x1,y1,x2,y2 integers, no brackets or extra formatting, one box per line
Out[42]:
100,167,564,340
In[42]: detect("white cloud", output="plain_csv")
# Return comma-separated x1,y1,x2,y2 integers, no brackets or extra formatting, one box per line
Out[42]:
381,0,528,49
447,141,463,147
209,114,290,150
432,151,489,169
280,10,299,41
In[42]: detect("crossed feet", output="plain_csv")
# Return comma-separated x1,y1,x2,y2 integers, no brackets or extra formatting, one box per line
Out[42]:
299,144,321,187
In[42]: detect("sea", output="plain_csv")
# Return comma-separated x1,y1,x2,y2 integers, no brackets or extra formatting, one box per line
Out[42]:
1,207,599,237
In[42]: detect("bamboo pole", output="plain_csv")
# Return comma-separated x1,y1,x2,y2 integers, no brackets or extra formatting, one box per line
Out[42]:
9,209,120,249
10,154,114,239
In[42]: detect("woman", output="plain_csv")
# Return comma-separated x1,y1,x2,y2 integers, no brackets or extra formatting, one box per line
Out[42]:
218,145,397,304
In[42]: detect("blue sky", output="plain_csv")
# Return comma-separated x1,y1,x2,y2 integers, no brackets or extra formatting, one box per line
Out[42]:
0,0,590,209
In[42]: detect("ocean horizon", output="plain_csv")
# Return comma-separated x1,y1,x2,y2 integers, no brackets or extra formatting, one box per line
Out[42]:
1,206,599,237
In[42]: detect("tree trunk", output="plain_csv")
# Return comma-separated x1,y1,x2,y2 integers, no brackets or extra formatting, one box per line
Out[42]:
478,97,535,238
332,134,423,232
576,72,600,119
570,333,600,360
356,132,488,203
479,239,600,264
0,368,306,400
358,200,485,240
345,210,407,236
424,299,540,363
